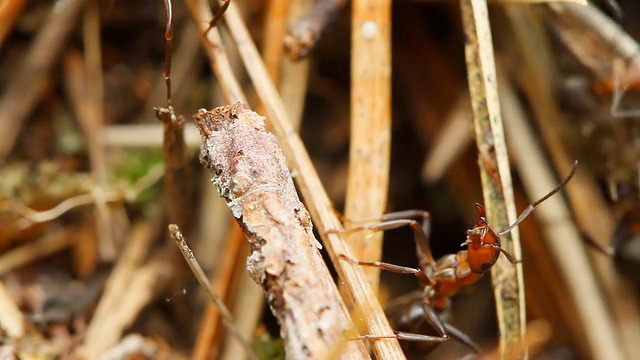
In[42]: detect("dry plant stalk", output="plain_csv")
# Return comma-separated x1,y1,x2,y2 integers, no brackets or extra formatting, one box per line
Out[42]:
81,223,173,358
194,103,365,359
0,0,88,162
169,224,257,360
460,0,525,357
345,0,392,293
544,2,640,82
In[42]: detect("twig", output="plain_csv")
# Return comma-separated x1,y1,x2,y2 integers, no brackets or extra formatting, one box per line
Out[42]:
460,0,525,357
194,103,365,359
219,3,405,358
186,1,402,358
156,107,193,231
155,0,194,232
344,0,392,294
168,224,258,360
0,0,89,162
284,0,348,60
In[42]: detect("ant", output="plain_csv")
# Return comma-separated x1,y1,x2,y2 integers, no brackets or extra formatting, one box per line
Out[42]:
333,162,578,352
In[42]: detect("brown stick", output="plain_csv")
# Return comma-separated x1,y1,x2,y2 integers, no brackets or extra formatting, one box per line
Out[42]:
194,103,364,358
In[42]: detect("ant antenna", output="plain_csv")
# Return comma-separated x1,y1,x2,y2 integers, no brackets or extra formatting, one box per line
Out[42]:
497,161,578,236
162,0,174,107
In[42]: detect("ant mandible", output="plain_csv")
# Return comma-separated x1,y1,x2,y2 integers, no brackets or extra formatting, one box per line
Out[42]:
333,161,578,350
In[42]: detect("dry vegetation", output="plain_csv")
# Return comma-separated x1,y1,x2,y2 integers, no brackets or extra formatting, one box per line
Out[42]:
1,0,640,359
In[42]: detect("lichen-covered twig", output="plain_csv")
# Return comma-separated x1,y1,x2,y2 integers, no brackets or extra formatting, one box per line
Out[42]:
194,103,365,359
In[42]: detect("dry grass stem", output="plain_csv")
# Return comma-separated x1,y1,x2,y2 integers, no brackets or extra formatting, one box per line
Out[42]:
262,0,289,82
421,93,473,183
101,123,202,148
278,0,313,130
0,0,88,162
0,0,26,48
156,108,194,231
185,0,246,104
0,227,73,275
460,0,525,356
194,103,367,358
544,3,640,81
343,0,392,294
192,222,245,360
169,224,258,360
220,266,265,360
81,223,173,358
0,280,24,338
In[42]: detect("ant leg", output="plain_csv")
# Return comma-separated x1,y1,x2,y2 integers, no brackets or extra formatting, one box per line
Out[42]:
496,246,519,264
342,210,431,236
422,302,447,338
353,332,447,343
330,214,436,268
444,323,481,353
339,254,433,286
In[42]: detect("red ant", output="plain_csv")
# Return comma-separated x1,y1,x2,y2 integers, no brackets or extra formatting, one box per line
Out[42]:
333,162,578,352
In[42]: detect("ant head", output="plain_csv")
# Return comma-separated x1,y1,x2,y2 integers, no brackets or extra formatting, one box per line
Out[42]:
466,203,501,273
